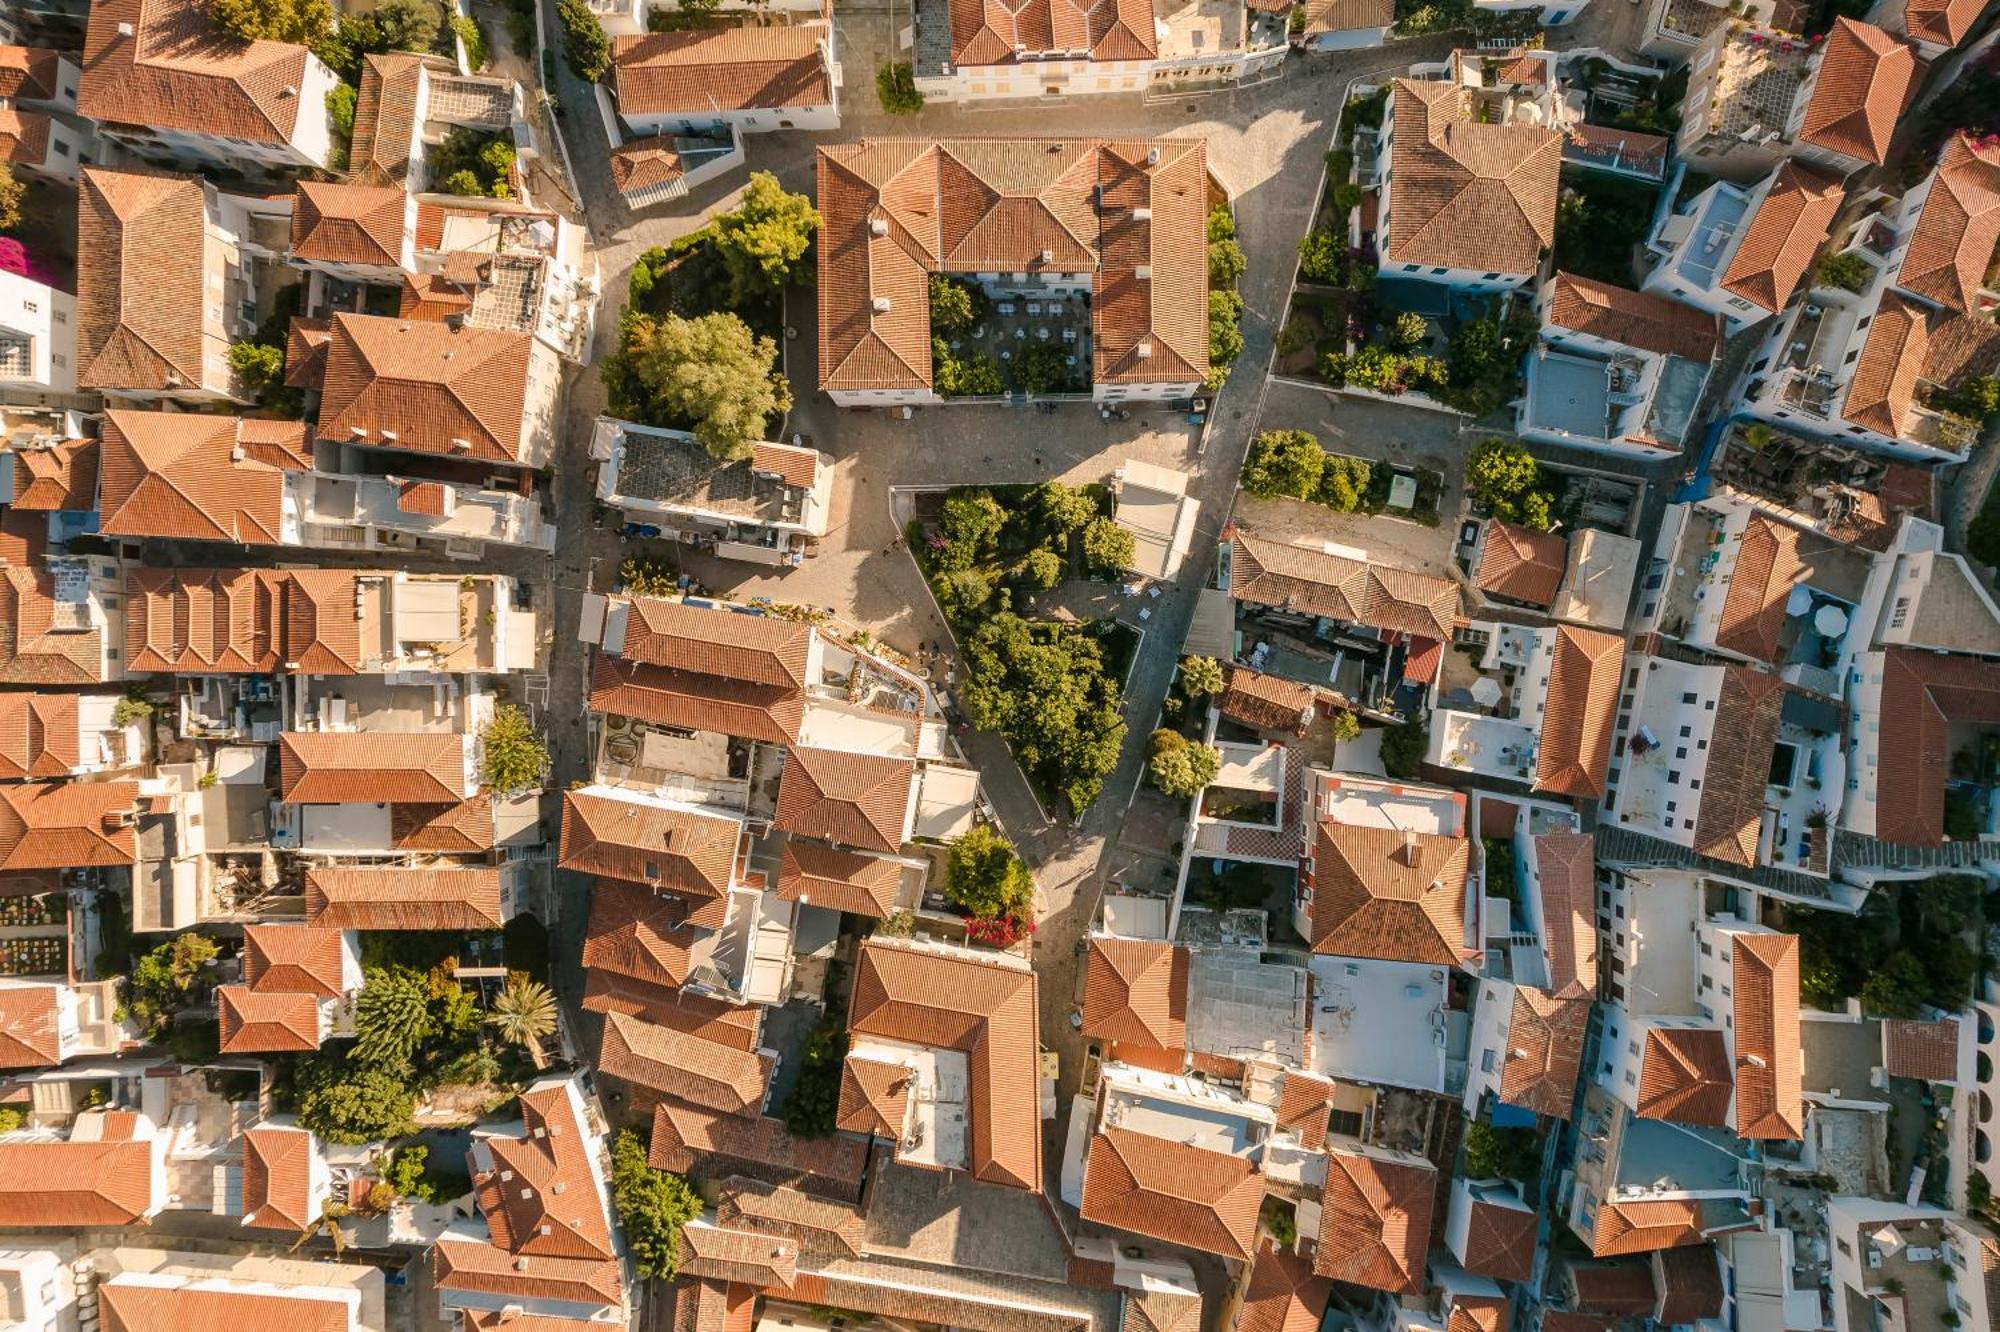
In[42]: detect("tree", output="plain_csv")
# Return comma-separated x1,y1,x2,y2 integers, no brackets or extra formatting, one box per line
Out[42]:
615,312,790,458
943,825,1035,921
450,12,488,68
129,934,220,1035
711,172,820,303
1179,655,1225,697
929,274,976,335
783,1019,847,1137
353,967,434,1070
1209,289,1245,367
1392,311,1429,350
1148,730,1221,798
611,1130,703,1279
208,0,335,44
1814,250,1872,293
960,616,1126,814
1014,547,1064,590
1242,430,1325,500
933,342,1003,397
1081,516,1134,578
1936,375,2000,421
1380,718,1428,779
1208,236,1246,286
1207,206,1236,244
1316,455,1370,512
1015,343,1072,396
876,61,924,114
621,555,678,597
479,705,548,795
1466,438,1544,522
558,0,612,80
0,165,22,233
385,1145,436,1202
1330,709,1362,743
228,340,284,398
1034,482,1097,535
1463,1121,1541,1181
489,973,557,1069
297,1062,417,1144
1860,949,1927,1018
372,0,441,51
1298,229,1343,283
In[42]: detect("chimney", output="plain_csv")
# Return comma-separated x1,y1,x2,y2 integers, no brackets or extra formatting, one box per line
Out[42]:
869,218,889,237
280,85,297,98
871,296,892,314
1135,265,1152,280
1133,207,1152,221
450,437,472,452
230,446,246,463
1040,249,1054,264
1400,830,1419,865
1135,342,1152,359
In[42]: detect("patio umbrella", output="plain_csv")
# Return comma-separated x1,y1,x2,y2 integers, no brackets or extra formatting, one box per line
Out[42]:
1471,676,1503,707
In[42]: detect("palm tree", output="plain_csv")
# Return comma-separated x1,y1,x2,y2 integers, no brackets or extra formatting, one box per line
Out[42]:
489,975,557,1069
290,1207,351,1257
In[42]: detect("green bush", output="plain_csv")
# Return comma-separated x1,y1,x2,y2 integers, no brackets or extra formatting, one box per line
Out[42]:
1438,307,1537,417
1466,438,1555,530
1380,718,1428,779
1014,547,1065,591
127,935,219,1036
1463,1120,1541,1181
1298,229,1344,283
1935,375,2000,422
1082,516,1134,578
934,341,1004,397
558,0,612,80
1015,343,1075,396
1035,481,1097,534
1207,206,1236,243
1330,710,1361,743
449,12,489,68
1148,730,1221,798
1209,237,1246,286
1209,289,1244,390
325,82,357,172
611,1129,703,1278
943,825,1035,920
1179,655,1225,697
876,61,924,114
1316,455,1371,512
1815,250,1873,293
1392,311,1429,350
429,126,515,198
929,274,979,335
783,1019,848,1137
1243,430,1326,500
296,1059,417,1144
353,967,434,1070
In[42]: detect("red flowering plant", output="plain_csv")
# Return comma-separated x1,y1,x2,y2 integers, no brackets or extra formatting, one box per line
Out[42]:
964,912,1036,949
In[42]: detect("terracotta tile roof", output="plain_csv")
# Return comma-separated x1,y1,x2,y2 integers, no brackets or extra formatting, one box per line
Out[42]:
833,1054,911,1137
0,1135,157,1225
1715,515,1801,662
1383,78,1560,274
10,439,98,513
0,780,139,871
1229,530,1460,640
1218,668,1316,735
1081,937,1188,1050
473,1083,618,1262
1690,666,1785,866
751,442,820,490
583,972,765,1055
1313,1148,1435,1292
680,1219,799,1287
777,839,903,917
1303,0,1394,32
649,1099,869,1200
124,567,368,675
319,313,533,464
1883,1016,1960,1081
348,53,426,187
773,746,915,853
609,141,686,197
1875,648,2000,845
1274,1070,1334,1149
79,0,312,147
306,866,505,931
1590,1199,1706,1257
1900,134,2000,313
662,1276,752,1332
1904,0,1984,46
1799,19,1918,166
1079,1125,1262,1259
463,1313,613,1332
1567,1258,1657,1312
1636,1027,1733,1125
598,1009,774,1114
285,316,333,390
1499,986,1589,1118
846,938,1040,1189
433,1233,623,1311
279,731,469,804
1730,930,1802,1139
1541,1315,1617,1332
291,180,408,268
582,877,705,990
390,796,497,853
97,410,309,545
946,0,1156,65
0,692,79,781
1461,1195,1537,1282
611,27,831,114
103,1279,352,1332
0,568,104,685
816,139,1207,393
0,108,50,168
1444,1295,1511,1332
1654,1244,1724,1324
217,984,321,1053
1476,520,1567,607
560,789,741,895
241,1125,317,1232
0,47,63,102
1235,1240,1331,1332
590,655,804,744
1532,833,1598,998
0,509,46,571
1309,822,1470,964
1840,293,2000,439
1547,272,1720,361
0,982,62,1068
716,1176,867,1259
244,924,348,999
76,166,211,394
1719,162,1845,312
1535,626,1622,800
616,597,812,688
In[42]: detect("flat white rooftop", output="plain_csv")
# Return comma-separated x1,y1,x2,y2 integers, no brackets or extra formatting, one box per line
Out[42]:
850,1035,969,1171
1307,956,1450,1092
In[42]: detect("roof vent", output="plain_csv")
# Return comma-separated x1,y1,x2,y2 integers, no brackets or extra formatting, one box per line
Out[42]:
350,426,368,437
281,85,297,98
871,296,892,314
520,1187,535,1200
500,1170,514,1182
230,446,246,463
1040,249,1054,264
1135,265,1152,280
552,1182,567,1195
1132,207,1151,221
869,218,889,237
1146,147,1159,166
450,437,471,452
380,429,398,442
1400,830,1420,865
514,1259,530,1271
1135,342,1152,359
116,21,134,35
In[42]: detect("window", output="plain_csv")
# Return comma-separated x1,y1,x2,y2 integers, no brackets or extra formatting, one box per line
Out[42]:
1667,770,1682,785
1627,1040,1640,1056
1483,272,1500,280
1701,974,1714,989
1676,746,1688,759
1481,1049,1499,1073
1404,264,1420,272
21,300,35,314
1623,1069,1637,1086
1681,692,1698,704
1679,725,1692,738
52,309,64,324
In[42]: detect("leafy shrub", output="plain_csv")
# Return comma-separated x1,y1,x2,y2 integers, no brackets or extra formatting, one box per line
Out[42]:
612,1129,702,1277
943,825,1035,920
1179,655,1224,697
558,0,612,80
1207,206,1236,243
1330,710,1361,743
429,126,515,198
1298,229,1344,282
1015,343,1075,396
1209,290,1245,371
929,274,979,335
325,82,357,171
1380,717,1428,779
1014,547,1065,590
934,342,1004,397
1244,430,1325,499
1466,438,1555,530
876,61,924,114
450,12,489,68
783,1019,848,1137
296,1060,417,1145
479,705,548,795
1209,236,1246,286
1814,250,1872,293
1392,311,1429,349
1148,730,1221,798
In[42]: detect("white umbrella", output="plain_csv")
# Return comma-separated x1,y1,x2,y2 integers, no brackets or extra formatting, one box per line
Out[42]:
1471,676,1503,707
1814,603,1850,638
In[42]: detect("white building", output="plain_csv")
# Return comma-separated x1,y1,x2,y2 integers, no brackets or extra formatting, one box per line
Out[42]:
590,419,832,568
0,271,76,404
1642,160,1846,334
